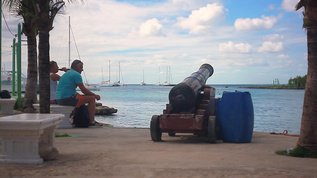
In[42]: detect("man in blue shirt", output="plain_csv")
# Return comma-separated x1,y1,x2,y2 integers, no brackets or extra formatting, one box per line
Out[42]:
56,60,102,126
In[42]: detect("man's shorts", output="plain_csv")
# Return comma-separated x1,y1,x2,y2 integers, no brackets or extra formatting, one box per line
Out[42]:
50,100,57,104
56,94,83,108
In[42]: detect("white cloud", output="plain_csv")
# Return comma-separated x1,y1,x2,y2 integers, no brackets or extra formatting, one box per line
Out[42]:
234,15,278,31
139,18,163,36
281,0,299,12
218,41,252,53
171,0,205,10
258,41,284,53
263,34,284,41
176,3,227,34
277,54,289,59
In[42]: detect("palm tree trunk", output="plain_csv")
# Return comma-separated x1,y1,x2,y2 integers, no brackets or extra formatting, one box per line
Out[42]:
38,31,50,113
297,25,317,150
23,35,38,113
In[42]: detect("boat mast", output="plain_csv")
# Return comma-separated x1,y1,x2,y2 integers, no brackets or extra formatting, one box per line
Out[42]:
102,68,104,81
169,66,170,84
119,62,121,83
166,66,168,84
159,67,161,85
108,60,111,83
68,16,71,68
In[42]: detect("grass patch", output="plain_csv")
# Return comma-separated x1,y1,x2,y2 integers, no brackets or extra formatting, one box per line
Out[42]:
276,150,288,156
276,146,317,158
55,133,71,137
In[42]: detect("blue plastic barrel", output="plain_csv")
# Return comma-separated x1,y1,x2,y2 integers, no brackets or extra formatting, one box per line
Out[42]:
217,91,254,143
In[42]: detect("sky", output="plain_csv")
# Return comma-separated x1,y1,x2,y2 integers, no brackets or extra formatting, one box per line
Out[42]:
1,0,307,85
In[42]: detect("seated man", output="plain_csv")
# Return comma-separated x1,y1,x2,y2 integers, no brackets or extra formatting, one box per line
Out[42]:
56,59,102,126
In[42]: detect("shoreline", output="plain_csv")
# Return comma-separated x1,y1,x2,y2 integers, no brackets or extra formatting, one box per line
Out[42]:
241,86,305,90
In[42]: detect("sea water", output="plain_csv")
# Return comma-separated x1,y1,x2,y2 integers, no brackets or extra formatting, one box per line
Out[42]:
94,84,304,134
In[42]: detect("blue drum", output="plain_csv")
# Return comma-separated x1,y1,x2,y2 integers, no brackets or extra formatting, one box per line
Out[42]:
217,91,254,143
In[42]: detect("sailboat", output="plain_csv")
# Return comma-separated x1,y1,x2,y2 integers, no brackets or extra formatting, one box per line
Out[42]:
83,83,100,91
99,60,120,87
112,61,121,86
140,70,146,85
162,66,174,86
67,17,99,91
120,62,128,86
155,67,162,86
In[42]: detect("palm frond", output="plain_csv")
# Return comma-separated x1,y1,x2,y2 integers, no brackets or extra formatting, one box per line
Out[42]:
296,0,306,11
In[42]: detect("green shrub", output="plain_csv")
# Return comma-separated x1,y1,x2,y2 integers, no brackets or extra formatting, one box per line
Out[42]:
276,146,317,158
55,133,71,137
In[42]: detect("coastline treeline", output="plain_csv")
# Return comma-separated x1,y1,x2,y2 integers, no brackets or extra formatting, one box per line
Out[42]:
288,75,307,88
244,75,307,89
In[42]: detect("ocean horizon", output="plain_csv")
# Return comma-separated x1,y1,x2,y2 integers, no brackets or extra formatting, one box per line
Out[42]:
94,84,304,134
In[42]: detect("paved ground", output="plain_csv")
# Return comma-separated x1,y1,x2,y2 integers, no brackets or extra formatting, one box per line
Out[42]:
1,126,317,178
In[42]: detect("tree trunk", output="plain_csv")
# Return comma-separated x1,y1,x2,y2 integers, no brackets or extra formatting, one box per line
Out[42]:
38,31,50,113
297,25,317,150
23,35,38,113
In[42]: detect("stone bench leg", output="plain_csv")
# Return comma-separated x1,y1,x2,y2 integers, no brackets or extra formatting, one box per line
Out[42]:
39,125,59,160
50,106,74,129
0,98,17,115
33,104,74,129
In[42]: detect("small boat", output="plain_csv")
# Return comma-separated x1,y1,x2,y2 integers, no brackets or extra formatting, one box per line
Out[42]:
140,70,146,85
162,82,176,86
76,83,100,91
155,67,162,85
112,81,120,86
162,66,174,86
162,81,171,86
99,60,121,87
84,83,100,91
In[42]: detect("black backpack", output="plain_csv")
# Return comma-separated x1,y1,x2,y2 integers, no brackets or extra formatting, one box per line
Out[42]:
72,105,90,128
0,90,11,98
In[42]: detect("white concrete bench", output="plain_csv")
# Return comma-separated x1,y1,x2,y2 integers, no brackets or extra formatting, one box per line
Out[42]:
0,98,17,115
33,104,75,129
0,113,64,164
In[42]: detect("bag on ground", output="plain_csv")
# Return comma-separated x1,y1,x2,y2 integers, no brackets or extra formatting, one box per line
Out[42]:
72,105,90,128
0,90,11,98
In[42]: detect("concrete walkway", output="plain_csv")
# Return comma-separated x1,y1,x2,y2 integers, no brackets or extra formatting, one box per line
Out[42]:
1,127,317,177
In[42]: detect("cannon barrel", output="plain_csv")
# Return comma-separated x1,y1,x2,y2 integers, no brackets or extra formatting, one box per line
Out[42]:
168,64,214,112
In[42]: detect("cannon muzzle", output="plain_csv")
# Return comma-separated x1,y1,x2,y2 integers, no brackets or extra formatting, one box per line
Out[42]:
168,64,214,112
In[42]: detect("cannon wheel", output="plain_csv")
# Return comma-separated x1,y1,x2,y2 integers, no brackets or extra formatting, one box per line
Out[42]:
207,116,216,143
150,115,162,141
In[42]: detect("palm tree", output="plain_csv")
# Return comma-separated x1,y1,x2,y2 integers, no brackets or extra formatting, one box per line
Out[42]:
3,0,39,112
21,1,39,112
37,0,81,113
296,0,317,150
5,0,80,113
37,0,66,113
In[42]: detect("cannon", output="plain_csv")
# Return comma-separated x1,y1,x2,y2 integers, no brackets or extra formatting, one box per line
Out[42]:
169,63,214,113
150,64,217,143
